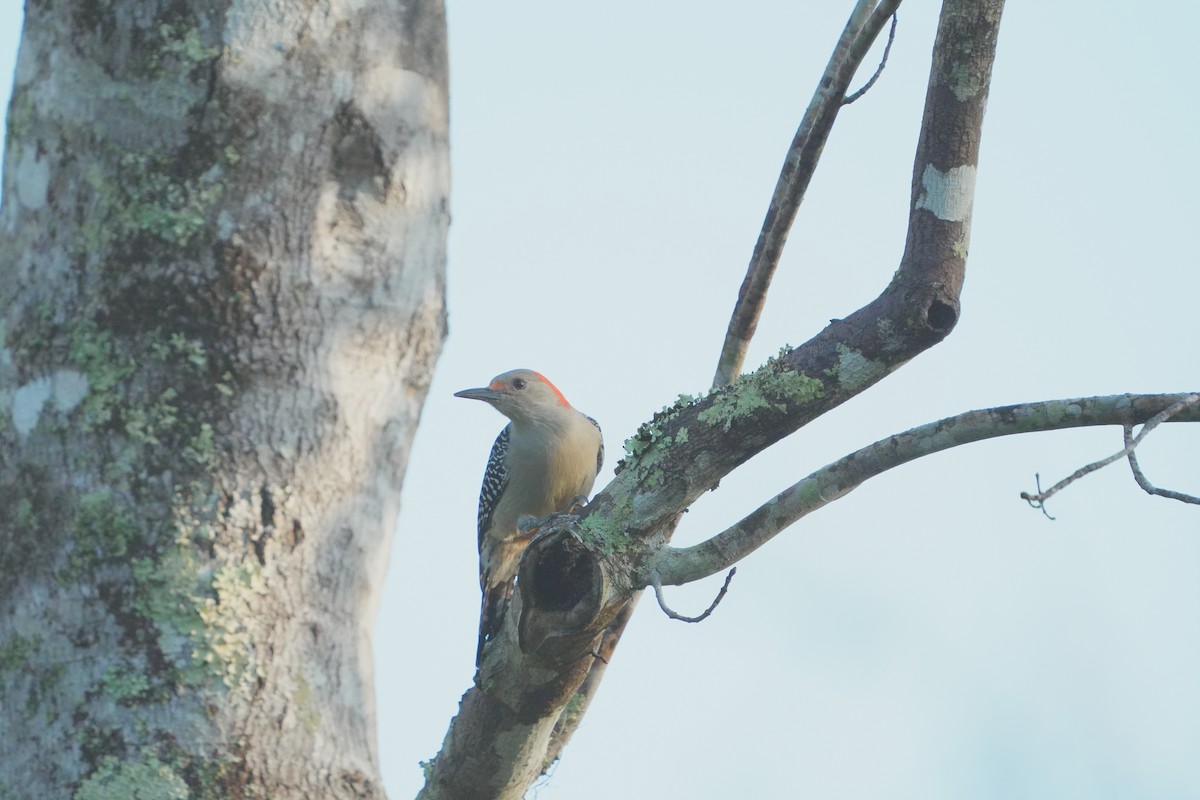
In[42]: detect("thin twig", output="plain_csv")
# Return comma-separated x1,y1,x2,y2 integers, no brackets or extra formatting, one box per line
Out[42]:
1021,394,1200,511
1023,473,1056,520
652,568,736,623
844,12,899,105
1124,421,1200,505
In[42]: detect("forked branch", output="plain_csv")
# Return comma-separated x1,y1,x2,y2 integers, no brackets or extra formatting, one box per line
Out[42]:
546,0,908,764
422,3,1006,797
1020,394,1199,513
714,0,905,388
651,393,1200,588
844,12,899,105
1125,423,1200,505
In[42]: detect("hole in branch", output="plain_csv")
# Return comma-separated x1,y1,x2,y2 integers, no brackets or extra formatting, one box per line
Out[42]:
927,299,957,332
528,538,594,612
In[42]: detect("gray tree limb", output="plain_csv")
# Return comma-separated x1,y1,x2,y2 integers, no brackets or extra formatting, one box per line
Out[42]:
1125,420,1200,505
1019,394,1199,513
653,393,1200,587
713,0,904,388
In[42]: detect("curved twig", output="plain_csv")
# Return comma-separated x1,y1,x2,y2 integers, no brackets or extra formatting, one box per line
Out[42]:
1124,422,1200,505
652,568,737,623
844,12,899,105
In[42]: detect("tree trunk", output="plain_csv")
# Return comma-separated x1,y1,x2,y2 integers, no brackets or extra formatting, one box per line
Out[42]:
0,1,448,797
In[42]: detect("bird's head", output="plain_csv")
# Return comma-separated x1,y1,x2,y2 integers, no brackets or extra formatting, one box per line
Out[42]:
454,369,572,422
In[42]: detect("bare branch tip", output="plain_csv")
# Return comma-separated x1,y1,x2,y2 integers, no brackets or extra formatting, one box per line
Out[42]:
843,12,899,106
1024,396,1199,513
652,567,737,624
1021,473,1056,520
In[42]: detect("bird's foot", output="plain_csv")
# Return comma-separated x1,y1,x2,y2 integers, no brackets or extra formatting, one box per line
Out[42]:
517,497,589,537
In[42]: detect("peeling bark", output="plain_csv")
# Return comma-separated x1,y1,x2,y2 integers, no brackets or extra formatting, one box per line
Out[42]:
0,1,448,797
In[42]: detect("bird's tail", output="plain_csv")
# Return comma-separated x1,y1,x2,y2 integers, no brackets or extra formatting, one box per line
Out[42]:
476,580,514,667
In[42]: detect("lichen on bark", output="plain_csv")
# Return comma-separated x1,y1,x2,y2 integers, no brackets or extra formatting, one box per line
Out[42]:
1,0,449,796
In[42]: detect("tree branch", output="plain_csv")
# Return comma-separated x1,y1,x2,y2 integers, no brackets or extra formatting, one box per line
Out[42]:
422,3,1006,796
843,12,899,105
536,1,911,770
539,596,640,772
651,568,737,623
652,393,1200,587
545,2,908,753
1020,394,1199,512
1125,414,1200,505
598,0,1003,545
713,0,904,388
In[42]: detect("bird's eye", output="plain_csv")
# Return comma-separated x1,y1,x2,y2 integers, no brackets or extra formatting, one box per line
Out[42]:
512,378,527,390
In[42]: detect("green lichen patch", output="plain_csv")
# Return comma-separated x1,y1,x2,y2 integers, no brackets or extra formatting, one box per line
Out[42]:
0,633,41,674
829,344,886,393
65,490,141,580
697,383,774,431
123,514,264,698
101,663,152,705
697,359,825,432
619,393,704,478
946,61,986,103
127,548,206,686
182,423,218,470
577,504,635,556
197,564,267,697
75,750,189,800
875,318,903,353
65,485,264,702
622,393,702,459
60,318,232,481
77,150,227,259
68,320,137,432
69,3,221,83
150,23,221,73
72,528,267,790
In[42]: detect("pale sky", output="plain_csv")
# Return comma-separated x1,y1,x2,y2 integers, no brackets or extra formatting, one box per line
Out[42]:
3,3,1198,799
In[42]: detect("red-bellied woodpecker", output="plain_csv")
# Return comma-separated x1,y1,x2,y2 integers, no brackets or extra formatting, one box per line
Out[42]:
455,369,604,665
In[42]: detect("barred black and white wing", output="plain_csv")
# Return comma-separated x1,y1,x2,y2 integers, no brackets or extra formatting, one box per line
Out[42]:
476,424,512,666
476,423,511,552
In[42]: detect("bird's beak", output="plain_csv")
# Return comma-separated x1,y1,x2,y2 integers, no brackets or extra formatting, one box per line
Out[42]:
454,387,502,403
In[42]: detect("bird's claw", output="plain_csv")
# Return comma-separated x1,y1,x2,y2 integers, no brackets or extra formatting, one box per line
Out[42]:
517,497,589,537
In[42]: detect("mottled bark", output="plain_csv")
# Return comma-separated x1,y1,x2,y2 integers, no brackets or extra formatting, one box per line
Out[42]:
0,1,448,797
